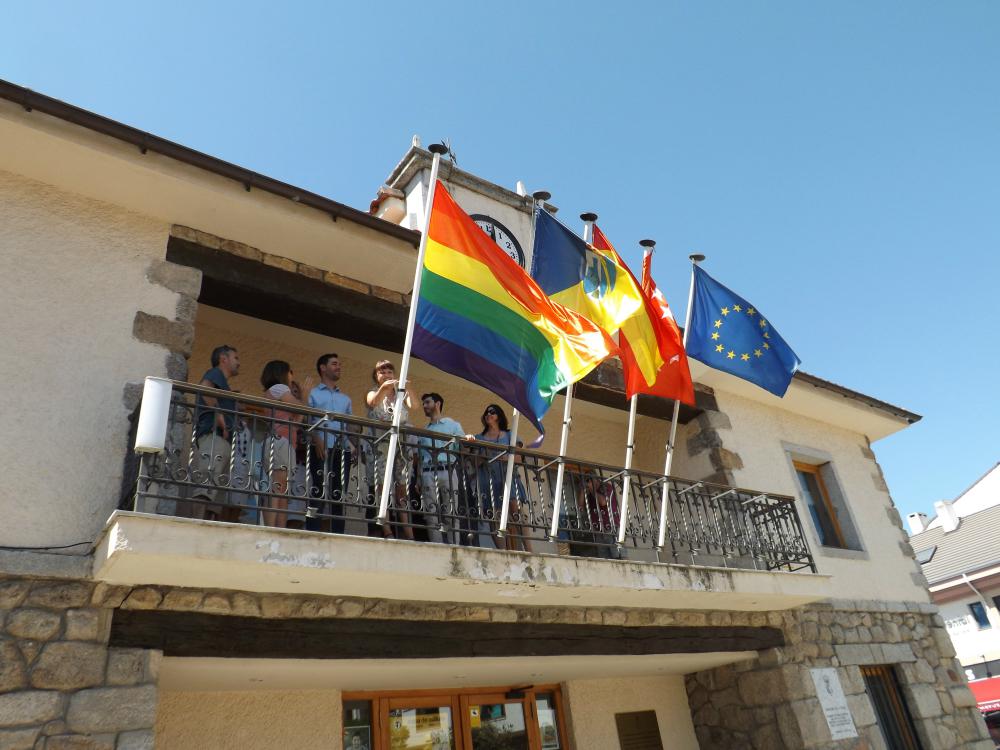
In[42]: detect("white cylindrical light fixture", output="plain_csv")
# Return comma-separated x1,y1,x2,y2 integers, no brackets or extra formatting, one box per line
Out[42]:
135,377,173,453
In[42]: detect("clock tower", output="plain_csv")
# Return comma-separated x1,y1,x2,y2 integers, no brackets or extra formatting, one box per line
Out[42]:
371,138,555,272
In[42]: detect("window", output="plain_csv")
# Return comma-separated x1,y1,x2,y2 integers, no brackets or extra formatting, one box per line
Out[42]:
969,601,992,629
794,461,847,548
342,685,568,750
861,665,923,750
914,546,935,564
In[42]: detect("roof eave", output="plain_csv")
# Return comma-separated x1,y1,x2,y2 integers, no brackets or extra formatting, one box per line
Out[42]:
0,78,420,248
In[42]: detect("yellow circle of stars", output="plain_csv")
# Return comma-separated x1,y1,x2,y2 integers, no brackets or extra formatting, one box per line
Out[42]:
711,304,771,364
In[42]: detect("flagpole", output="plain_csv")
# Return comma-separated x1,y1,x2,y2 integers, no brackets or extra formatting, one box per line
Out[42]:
497,189,547,538
656,252,705,550
547,210,596,540
496,409,519,536
377,143,449,525
617,238,656,545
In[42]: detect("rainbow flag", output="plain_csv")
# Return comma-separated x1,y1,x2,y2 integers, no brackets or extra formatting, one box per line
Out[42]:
413,181,616,432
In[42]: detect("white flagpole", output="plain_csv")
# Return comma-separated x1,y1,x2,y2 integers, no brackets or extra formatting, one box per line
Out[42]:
497,190,547,538
656,253,705,550
496,409,520,536
617,238,656,545
377,144,448,524
546,210,596,540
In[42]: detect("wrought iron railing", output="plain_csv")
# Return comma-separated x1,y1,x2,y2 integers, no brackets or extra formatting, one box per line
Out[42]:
130,379,816,573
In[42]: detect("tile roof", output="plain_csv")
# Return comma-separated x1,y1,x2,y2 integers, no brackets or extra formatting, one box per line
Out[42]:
910,504,1000,585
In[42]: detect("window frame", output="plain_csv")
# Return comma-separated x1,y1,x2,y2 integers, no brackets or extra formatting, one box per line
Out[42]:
969,601,992,630
793,460,848,549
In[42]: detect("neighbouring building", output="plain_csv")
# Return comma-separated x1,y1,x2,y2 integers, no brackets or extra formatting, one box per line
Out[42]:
909,462,1000,746
0,77,993,750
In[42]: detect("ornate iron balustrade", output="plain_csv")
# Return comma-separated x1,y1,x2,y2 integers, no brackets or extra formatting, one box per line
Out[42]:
130,380,816,573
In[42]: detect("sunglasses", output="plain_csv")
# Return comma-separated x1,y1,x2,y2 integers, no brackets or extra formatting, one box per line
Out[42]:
484,408,499,416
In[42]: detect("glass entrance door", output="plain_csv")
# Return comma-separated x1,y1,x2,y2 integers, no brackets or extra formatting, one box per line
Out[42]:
461,694,531,750
384,695,459,750
345,686,566,750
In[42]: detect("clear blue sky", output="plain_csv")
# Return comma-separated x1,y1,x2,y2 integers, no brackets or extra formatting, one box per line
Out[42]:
5,1,998,520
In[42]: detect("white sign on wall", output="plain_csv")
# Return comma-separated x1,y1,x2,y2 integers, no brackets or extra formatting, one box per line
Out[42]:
810,668,859,740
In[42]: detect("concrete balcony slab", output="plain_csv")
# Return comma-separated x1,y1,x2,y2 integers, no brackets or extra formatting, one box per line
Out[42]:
94,512,831,611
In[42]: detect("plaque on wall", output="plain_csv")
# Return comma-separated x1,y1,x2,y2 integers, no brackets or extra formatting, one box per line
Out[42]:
810,667,859,740
614,710,664,750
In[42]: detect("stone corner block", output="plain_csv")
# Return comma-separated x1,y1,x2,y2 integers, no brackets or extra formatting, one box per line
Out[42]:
0,690,65,726
66,685,158,734
0,726,41,750
30,642,107,690
44,734,116,750
146,260,202,298
905,683,942,719
6,608,62,641
106,649,161,686
26,582,93,609
261,252,298,273
64,609,110,642
132,312,194,357
116,729,155,750
834,644,875,666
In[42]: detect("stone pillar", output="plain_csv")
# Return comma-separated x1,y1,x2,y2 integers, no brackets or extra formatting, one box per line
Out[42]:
685,601,994,750
0,576,161,749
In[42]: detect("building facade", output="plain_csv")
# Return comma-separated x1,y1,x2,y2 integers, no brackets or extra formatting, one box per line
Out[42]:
909,463,1000,745
0,78,992,749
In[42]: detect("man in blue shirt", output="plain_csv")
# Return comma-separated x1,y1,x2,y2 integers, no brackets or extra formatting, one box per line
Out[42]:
307,353,353,533
188,344,244,522
417,393,470,545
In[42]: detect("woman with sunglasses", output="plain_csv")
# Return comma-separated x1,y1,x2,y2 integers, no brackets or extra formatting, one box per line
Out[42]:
470,404,532,552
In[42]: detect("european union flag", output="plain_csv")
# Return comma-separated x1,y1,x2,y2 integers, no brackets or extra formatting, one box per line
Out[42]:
686,266,801,397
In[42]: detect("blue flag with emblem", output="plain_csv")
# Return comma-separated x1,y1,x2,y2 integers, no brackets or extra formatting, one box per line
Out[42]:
530,207,643,336
686,266,801,397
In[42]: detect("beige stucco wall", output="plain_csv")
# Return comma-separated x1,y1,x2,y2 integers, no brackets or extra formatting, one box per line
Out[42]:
158,680,695,750
563,675,698,750
716,389,928,602
938,589,1000,667
156,690,342,749
190,305,691,477
0,169,175,547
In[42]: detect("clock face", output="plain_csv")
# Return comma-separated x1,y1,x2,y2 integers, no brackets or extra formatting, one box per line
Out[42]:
470,214,526,268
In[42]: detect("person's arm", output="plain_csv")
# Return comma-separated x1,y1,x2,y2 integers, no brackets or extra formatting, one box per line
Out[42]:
365,381,395,409
307,389,327,461
286,377,313,420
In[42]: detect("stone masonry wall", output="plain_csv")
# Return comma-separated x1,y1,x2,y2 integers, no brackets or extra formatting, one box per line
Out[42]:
0,577,160,750
4,572,992,750
686,598,993,750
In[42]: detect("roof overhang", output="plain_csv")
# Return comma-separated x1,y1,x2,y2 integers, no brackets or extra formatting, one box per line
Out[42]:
0,79,419,291
691,361,919,442
928,563,1000,601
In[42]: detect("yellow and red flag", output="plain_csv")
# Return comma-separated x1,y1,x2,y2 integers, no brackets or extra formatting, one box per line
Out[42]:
592,226,694,405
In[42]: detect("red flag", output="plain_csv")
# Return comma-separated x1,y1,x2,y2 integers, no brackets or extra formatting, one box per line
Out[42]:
593,226,694,405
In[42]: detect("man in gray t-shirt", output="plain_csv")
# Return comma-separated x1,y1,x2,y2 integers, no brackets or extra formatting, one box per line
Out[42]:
186,345,243,522
418,393,467,545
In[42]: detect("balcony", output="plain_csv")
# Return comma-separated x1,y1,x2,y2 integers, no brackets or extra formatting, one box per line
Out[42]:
95,379,830,611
